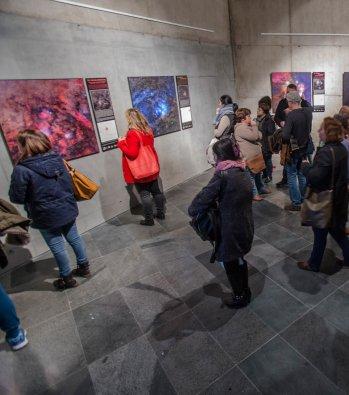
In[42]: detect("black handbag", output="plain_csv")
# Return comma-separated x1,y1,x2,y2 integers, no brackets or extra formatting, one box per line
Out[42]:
301,147,335,228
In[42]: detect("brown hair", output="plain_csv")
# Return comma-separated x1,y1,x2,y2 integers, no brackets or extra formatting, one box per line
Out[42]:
17,129,52,162
258,102,271,114
235,108,251,123
125,108,152,135
339,106,349,118
323,117,343,143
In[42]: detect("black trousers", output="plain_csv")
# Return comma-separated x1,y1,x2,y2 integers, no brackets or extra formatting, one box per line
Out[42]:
223,258,249,296
135,179,165,220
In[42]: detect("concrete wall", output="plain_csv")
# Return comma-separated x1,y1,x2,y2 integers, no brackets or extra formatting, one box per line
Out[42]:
0,10,234,261
0,0,230,45
229,0,349,131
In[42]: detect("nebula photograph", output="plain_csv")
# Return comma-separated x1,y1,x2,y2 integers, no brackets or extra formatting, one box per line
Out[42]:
128,76,181,137
0,78,99,162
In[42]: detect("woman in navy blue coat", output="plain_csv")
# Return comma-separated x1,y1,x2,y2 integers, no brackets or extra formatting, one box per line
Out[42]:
9,130,89,289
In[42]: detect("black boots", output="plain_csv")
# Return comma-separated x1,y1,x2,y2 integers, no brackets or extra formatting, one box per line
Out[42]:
72,262,91,278
140,219,155,226
223,259,251,309
53,273,77,290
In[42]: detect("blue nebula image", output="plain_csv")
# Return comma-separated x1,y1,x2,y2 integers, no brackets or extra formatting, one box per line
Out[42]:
128,76,181,137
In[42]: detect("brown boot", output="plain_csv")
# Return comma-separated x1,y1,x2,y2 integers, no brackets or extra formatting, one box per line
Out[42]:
72,263,91,278
53,273,78,290
297,261,318,272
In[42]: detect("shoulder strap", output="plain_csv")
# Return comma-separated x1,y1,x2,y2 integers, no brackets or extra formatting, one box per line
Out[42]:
329,146,336,189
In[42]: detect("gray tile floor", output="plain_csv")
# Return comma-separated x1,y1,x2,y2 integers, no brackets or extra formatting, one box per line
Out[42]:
1,168,349,394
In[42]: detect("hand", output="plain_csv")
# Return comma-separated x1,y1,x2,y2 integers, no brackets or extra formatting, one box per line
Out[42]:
284,108,291,115
280,121,285,127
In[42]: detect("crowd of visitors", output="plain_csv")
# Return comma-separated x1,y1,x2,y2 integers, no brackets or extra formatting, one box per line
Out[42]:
1,87,349,352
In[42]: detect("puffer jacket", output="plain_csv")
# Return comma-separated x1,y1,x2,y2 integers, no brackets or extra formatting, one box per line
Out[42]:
9,152,78,229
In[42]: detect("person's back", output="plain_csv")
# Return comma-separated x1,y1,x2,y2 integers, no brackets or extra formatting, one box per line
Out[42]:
10,152,77,229
283,106,313,149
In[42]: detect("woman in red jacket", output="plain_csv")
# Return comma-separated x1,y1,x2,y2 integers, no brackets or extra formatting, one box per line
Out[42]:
117,108,165,226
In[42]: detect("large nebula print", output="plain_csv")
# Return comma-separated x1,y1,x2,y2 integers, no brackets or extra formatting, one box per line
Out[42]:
128,76,181,137
0,78,99,162
271,72,312,113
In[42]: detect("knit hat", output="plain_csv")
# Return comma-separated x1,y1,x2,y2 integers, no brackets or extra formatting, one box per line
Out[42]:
286,91,302,103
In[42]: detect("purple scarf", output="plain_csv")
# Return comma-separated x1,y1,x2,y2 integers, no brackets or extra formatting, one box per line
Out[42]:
215,159,246,173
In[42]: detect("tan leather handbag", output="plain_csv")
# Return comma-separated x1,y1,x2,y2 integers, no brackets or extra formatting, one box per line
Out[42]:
64,161,100,201
301,147,335,229
246,153,266,174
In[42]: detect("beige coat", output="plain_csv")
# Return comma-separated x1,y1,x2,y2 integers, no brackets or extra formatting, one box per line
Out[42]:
234,122,262,161
214,115,231,139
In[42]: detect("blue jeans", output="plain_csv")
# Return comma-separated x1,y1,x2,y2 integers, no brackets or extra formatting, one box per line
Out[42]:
39,221,88,277
249,170,267,197
0,284,20,340
285,154,307,206
309,227,349,271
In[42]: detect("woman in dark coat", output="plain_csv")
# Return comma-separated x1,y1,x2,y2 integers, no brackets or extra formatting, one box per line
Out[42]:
188,138,254,308
298,117,349,272
9,130,89,289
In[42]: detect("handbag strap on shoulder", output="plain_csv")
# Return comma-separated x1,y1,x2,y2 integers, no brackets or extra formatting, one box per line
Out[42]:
329,146,336,189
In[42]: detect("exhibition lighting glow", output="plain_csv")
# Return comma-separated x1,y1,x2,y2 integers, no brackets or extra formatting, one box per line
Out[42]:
261,33,349,36
49,0,214,33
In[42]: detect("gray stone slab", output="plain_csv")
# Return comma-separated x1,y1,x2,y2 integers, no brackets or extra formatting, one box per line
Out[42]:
265,257,337,307
73,290,142,364
193,299,275,363
147,311,233,394
201,366,260,395
0,311,86,394
44,368,95,395
252,199,287,222
66,263,116,310
314,289,349,335
116,218,166,242
88,220,135,255
155,204,190,232
140,236,189,264
89,336,175,395
256,222,310,255
248,272,308,332
240,336,344,395
100,245,160,289
282,311,349,393
7,280,70,329
276,213,313,241
194,250,225,277
192,170,214,186
245,237,287,272
120,273,189,332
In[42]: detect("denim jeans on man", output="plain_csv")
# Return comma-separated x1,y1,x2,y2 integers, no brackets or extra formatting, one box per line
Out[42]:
249,170,268,197
39,221,88,277
309,227,349,271
0,284,20,341
285,151,307,206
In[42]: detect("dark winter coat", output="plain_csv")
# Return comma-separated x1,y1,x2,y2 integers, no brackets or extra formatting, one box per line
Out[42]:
303,142,348,230
274,97,311,127
9,152,78,229
188,167,254,261
257,113,276,154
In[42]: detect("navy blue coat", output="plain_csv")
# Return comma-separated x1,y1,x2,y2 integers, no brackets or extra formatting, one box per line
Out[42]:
9,152,78,229
189,167,254,262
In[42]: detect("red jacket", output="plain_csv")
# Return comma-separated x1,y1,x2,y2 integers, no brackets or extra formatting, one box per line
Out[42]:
117,129,160,184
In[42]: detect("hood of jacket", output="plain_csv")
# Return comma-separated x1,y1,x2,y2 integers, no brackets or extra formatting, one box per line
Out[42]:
19,152,64,178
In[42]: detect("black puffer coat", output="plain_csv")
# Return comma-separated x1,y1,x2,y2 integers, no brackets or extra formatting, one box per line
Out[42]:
188,167,254,261
304,142,348,230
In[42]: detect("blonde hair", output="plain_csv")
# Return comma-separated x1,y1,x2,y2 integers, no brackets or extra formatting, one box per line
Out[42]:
125,108,152,134
17,129,52,162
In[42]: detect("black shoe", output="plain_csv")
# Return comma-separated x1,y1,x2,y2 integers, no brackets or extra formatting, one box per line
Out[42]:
224,293,249,309
276,180,288,189
53,273,78,290
72,263,91,278
140,219,155,226
264,176,272,184
284,204,301,212
155,213,165,220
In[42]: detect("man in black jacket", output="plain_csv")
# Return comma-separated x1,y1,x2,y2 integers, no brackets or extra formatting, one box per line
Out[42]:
275,83,312,188
282,91,313,211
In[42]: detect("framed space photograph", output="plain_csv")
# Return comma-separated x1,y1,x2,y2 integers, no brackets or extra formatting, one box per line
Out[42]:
0,78,99,163
343,73,349,106
128,76,181,137
270,72,312,113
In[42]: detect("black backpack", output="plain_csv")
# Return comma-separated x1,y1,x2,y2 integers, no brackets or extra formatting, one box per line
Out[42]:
268,128,283,154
